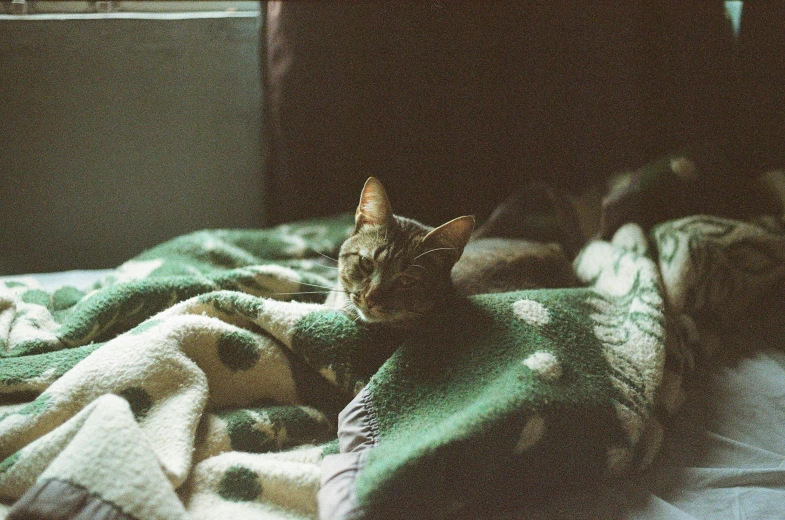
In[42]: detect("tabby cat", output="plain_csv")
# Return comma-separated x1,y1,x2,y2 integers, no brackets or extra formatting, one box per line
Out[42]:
326,177,576,328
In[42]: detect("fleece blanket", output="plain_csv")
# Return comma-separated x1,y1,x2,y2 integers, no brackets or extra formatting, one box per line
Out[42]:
2,159,785,520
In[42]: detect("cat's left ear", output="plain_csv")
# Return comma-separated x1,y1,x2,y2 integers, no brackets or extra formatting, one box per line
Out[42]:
355,177,393,231
422,215,475,262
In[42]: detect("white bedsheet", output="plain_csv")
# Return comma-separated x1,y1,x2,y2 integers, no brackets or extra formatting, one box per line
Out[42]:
505,311,785,519
0,269,114,292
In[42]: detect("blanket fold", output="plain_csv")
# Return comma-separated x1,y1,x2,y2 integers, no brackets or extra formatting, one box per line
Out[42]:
2,154,785,519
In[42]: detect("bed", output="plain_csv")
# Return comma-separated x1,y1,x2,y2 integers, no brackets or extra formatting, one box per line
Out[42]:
3,153,785,519
4,3,785,519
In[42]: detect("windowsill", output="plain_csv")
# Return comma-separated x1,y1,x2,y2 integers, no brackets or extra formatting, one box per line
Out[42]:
0,11,258,20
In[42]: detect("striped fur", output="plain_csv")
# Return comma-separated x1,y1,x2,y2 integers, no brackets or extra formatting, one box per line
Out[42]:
331,178,473,328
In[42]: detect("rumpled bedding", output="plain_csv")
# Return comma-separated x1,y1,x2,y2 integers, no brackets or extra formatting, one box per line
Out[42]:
2,155,785,520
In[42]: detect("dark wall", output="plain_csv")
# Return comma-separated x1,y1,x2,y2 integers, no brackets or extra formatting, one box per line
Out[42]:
0,14,264,275
735,2,785,175
264,2,744,227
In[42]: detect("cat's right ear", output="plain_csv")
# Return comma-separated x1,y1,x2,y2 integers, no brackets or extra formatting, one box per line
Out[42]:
422,215,475,262
355,177,393,231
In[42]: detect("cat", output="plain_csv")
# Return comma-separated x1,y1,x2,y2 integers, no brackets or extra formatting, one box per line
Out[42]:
326,177,577,328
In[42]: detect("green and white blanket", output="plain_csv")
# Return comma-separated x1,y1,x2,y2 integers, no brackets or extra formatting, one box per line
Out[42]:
2,166,785,519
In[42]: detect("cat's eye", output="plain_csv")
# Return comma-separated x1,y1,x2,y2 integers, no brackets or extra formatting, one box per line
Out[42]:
358,255,373,273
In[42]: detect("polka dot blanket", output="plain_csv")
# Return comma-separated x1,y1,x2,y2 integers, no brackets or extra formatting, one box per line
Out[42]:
3,164,785,519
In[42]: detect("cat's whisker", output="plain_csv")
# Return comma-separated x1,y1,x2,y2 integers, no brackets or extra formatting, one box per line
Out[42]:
412,247,457,261
285,279,340,291
270,291,330,296
311,249,339,263
410,264,428,273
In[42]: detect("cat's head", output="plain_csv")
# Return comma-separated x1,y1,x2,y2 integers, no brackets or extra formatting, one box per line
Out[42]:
337,177,474,326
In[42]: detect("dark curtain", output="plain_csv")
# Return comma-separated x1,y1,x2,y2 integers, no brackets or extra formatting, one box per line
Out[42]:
263,2,749,226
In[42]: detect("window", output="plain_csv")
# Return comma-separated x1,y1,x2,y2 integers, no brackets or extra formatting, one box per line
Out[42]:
725,1,742,35
2,1,259,15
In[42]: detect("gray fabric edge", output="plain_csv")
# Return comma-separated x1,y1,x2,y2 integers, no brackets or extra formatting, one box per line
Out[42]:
319,386,379,520
8,477,136,520
337,386,378,453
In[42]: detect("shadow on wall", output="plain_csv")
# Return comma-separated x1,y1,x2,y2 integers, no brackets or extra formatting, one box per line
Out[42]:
0,12,265,275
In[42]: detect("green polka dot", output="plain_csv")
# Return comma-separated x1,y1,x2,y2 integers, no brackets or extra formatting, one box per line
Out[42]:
0,451,21,474
224,410,274,453
266,406,333,446
118,387,153,420
218,406,333,453
51,286,85,311
218,465,262,502
21,289,50,307
217,330,261,371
